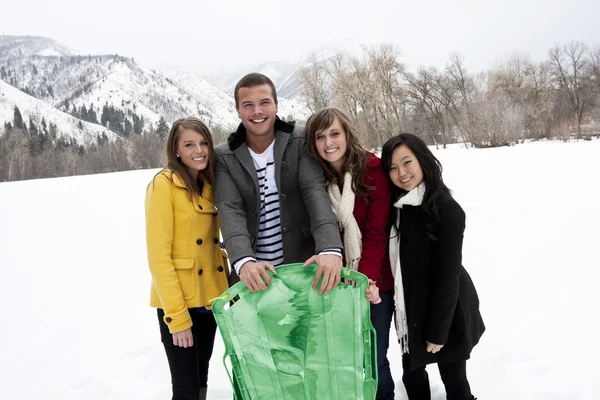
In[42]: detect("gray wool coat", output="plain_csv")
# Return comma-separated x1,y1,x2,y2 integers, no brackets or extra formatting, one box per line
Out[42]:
214,118,343,274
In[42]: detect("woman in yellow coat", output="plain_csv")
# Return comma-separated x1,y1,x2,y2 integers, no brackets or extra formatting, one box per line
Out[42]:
145,117,229,400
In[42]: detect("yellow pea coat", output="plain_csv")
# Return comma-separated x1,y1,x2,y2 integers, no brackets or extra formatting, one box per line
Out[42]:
145,169,229,333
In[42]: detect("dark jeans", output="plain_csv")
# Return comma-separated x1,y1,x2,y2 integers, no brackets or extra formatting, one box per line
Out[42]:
371,290,395,400
157,308,217,400
402,359,473,400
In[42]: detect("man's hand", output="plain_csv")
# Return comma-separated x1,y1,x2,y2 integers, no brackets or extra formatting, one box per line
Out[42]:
366,279,381,304
172,328,193,348
303,254,342,295
426,341,444,354
239,261,277,292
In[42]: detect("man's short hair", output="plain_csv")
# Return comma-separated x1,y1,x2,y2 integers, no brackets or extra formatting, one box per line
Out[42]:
234,73,278,108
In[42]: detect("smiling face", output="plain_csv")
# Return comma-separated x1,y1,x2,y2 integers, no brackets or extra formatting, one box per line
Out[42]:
314,116,348,173
236,84,278,139
176,128,209,176
388,144,424,191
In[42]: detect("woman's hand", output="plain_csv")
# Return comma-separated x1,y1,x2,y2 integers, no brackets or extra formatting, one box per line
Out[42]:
172,328,194,348
426,341,444,353
366,279,382,304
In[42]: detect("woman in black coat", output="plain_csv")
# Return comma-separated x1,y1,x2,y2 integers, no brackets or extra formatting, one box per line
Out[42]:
381,134,485,400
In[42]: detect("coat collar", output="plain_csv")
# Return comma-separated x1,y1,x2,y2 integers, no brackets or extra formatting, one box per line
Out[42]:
162,169,214,205
227,116,295,151
228,119,294,210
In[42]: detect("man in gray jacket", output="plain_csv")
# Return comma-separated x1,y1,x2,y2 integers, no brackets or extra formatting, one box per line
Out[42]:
214,73,343,295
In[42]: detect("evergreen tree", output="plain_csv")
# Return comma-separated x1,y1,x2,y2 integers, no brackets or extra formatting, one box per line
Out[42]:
78,121,84,130
101,102,110,127
88,104,98,124
156,116,169,138
13,106,24,130
124,119,133,135
133,114,143,134
28,117,38,136
49,123,58,139
47,85,54,98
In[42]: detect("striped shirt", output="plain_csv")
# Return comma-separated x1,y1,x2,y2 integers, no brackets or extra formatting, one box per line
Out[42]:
231,141,342,274
248,142,284,266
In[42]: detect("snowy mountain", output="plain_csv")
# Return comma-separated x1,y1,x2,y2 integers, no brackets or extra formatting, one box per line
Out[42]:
0,79,118,144
0,35,314,144
0,42,239,132
208,59,306,99
0,35,78,58
0,38,227,142
206,39,367,101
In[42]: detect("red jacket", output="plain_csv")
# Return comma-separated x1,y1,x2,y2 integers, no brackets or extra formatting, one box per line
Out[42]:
353,153,394,292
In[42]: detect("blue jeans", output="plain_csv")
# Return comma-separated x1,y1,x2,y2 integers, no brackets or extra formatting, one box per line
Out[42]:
371,289,395,400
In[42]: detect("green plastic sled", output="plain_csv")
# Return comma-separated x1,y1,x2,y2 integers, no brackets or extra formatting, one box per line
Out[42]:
211,263,378,400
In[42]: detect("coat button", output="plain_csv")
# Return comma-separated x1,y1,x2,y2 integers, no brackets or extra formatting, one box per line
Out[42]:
198,205,203,210
281,161,287,167
280,194,286,200
198,269,203,275
196,239,203,245
213,238,218,244
282,227,289,233
165,317,172,323
217,266,224,272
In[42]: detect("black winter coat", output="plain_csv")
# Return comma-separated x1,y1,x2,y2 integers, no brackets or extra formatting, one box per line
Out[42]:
397,192,484,371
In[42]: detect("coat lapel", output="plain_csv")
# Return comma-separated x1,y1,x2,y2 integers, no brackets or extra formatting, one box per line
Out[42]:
273,130,290,191
234,142,261,209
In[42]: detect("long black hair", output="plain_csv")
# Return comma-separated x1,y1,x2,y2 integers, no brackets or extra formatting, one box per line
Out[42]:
381,133,450,237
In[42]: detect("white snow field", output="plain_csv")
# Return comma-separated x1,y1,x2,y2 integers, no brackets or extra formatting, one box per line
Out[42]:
0,139,599,399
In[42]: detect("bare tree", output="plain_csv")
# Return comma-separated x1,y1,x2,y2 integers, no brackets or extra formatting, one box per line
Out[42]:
299,55,332,113
548,41,590,137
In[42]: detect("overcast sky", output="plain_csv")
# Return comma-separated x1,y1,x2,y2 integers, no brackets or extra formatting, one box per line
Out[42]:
3,0,599,77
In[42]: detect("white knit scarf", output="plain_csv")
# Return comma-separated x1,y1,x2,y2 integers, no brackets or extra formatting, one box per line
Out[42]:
389,182,426,354
328,172,362,270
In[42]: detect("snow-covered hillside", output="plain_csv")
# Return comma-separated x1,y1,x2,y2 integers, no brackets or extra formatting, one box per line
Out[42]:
1,49,238,131
0,79,118,144
0,35,314,142
0,35,78,58
0,139,598,399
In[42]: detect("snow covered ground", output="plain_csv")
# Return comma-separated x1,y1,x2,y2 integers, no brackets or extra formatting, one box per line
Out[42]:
0,139,599,399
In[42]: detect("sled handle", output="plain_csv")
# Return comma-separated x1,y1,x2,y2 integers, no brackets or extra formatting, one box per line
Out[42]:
223,352,246,399
364,326,378,383
213,264,369,313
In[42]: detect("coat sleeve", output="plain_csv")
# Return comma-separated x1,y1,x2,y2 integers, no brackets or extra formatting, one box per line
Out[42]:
297,140,343,253
426,198,466,345
145,176,191,334
213,150,256,266
357,165,391,284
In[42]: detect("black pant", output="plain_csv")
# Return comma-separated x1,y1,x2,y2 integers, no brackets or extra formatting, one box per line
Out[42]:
402,360,473,400
158,308,217,400
371,290,395,400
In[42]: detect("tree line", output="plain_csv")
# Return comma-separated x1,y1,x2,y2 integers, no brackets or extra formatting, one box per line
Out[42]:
299,41,600,148
0,107,232,182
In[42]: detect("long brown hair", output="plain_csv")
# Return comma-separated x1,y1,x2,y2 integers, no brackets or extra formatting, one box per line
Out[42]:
156,117,215,200
305,107,371,198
